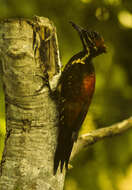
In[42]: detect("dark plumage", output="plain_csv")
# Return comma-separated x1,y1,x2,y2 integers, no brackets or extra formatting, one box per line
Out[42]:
54,21,106,174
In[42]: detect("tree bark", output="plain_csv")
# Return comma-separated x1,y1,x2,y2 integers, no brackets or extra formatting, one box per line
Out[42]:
0,16,65,190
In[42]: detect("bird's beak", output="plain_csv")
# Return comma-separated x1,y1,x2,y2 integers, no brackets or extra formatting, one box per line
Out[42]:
69,21,83,34
69,21,89,49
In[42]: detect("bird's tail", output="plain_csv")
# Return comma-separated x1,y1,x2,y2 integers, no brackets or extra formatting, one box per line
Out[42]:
54,129,74,175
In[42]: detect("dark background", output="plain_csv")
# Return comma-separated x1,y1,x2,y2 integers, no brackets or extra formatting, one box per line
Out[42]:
0,0,132,189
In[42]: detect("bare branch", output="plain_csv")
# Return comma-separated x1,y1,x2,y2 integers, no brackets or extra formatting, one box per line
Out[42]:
71,117,132,159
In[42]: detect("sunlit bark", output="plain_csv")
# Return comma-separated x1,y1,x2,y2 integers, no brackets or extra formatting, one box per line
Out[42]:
0,16,64,190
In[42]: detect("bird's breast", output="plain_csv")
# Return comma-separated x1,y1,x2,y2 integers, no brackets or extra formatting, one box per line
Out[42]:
61,63,95,102
81,73,95,100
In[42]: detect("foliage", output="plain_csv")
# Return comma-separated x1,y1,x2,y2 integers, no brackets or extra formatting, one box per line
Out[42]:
0,0,132,189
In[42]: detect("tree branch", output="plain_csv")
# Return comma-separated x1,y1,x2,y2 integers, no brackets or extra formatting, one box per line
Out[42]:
71,116,132,159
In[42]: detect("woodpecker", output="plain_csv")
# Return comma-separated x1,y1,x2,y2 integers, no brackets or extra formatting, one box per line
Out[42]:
54,21,106,174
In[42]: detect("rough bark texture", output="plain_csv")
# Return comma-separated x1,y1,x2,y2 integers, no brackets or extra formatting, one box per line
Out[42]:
0,16,65,190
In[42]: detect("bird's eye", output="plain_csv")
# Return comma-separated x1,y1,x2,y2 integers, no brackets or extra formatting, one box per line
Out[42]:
93,31,98,38
90,31,99,40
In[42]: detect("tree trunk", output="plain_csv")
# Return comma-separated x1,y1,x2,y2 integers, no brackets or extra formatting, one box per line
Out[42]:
0,16,65,190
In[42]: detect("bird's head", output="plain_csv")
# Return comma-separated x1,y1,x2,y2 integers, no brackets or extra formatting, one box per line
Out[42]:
70,21,107,57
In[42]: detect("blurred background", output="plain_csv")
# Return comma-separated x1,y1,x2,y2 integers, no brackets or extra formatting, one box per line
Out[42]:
0,0,132,189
